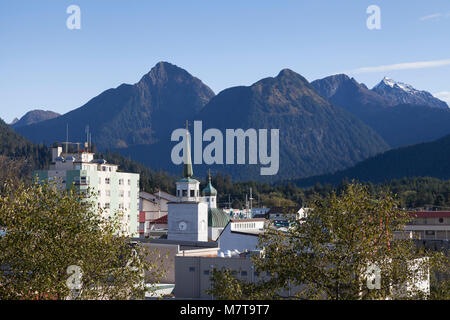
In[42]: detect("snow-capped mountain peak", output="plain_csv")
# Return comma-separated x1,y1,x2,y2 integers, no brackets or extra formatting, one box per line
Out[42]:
377,77,415,93
372,77,448,109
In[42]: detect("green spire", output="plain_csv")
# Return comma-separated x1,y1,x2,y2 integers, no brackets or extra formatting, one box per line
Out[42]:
182,121,193,178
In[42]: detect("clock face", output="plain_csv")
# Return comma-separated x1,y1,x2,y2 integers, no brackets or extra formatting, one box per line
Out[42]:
178,221,187,231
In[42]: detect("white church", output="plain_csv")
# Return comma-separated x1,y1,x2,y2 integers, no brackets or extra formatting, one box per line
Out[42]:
167,127,230,242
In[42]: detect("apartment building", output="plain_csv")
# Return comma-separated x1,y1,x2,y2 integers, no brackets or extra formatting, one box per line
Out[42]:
34,146,140,237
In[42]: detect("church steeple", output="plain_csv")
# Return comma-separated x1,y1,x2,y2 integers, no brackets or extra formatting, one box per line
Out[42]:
175,121,199,202
182,120,193,178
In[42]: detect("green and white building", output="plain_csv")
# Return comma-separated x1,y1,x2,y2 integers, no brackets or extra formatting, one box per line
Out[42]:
34,146,140,237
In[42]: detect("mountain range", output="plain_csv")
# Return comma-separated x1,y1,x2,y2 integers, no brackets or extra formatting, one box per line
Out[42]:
103,67,389,181
15,62,214,149
311,74,450,147
13,62,450,181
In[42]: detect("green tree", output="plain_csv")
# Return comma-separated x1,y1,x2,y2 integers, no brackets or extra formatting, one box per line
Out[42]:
0,179,165,300
208,183,446,300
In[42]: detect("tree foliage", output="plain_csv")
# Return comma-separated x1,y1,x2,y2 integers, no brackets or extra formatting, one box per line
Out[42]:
0,179,164,300
208,183,447,300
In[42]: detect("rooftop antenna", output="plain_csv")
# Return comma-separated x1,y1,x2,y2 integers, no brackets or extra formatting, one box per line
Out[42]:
62,123,70,154
89,133,92,152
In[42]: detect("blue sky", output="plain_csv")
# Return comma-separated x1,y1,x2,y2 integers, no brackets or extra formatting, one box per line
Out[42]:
1,0,449,123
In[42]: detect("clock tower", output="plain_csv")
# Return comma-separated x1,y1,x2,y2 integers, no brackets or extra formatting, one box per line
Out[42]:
167,123,208,242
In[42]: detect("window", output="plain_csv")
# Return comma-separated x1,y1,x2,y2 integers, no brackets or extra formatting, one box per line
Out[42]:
182,190,187,197
98,190,101,196
203,270,210,275
189,267,195,272
102,166,106,172
128,179,131,186
105,178,110,184
104,203,110,209
190,190,195,197
119,179,124,185
241,271,248,277
439,218,444,223
120,190,124,198
119,203,124,209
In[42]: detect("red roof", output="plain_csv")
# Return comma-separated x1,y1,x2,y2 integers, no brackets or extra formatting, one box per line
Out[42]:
409,211,450,218
149,215,168,224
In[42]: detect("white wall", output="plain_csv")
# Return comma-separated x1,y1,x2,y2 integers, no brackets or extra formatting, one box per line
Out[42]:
168,202,208,242
218,223,260,254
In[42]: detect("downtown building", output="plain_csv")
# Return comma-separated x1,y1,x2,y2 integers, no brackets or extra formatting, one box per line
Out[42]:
34,145,140,237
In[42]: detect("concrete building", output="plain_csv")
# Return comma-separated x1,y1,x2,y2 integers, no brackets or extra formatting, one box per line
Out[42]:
174,250,264,299
217,219,265,255
139,191,176,238
34,145,140,237
132,237,219,299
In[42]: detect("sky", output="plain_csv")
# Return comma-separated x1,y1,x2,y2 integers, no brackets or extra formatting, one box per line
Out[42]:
1,0,449,123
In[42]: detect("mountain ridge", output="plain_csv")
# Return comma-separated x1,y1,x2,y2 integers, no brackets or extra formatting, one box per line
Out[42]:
11,109,61,128
15,62,216,149
292,133,450,187
311,74,450,147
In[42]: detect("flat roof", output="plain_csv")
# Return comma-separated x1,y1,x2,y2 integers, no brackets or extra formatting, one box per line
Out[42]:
131,237,219,249
231,218,266,222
